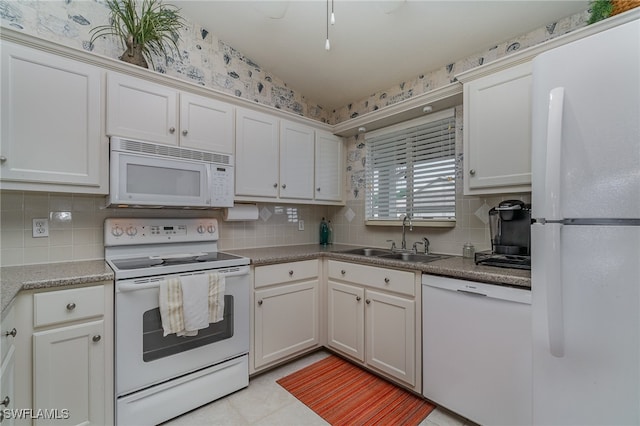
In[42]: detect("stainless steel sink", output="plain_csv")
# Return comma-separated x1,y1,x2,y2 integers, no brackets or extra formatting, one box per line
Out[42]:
338,247,392,257
378,252,448,263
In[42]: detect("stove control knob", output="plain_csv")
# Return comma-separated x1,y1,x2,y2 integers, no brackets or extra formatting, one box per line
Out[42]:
197,225,206,234
112,226,124,237
207,225,215,234
126,226,138,237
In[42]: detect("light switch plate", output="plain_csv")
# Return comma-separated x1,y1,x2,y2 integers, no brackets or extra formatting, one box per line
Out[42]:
32,218,49,238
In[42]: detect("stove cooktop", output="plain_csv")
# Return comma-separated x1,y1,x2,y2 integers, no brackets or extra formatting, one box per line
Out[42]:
474,251,531,270
111,251,245,271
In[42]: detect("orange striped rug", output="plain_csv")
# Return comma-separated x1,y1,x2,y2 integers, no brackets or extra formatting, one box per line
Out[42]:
277,355,435,425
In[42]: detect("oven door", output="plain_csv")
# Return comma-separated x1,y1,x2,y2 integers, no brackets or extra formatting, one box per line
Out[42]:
115,266,250,396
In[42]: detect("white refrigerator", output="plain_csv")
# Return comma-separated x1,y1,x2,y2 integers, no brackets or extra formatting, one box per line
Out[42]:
530,17,640,426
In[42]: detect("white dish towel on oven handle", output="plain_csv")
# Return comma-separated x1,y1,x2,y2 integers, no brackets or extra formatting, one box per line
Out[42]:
159,273,226,337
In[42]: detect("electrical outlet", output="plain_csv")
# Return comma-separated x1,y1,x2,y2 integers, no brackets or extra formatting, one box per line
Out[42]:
32,218,49,238
298,220,305,231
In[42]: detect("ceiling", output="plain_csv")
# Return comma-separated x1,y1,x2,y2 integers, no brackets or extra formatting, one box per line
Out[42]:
174,0,589,110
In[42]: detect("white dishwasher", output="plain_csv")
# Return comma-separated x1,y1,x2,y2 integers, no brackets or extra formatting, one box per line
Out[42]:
422,275,532,426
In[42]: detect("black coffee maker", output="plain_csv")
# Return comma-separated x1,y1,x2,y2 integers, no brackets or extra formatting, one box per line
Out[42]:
475,200,531,269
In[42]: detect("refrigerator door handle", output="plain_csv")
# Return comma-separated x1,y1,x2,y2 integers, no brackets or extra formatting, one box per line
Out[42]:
545,223,565,357
544,87,565,221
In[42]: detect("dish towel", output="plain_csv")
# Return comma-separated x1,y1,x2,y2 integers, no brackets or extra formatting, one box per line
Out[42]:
208,272,226,323
159,273,227,336
180,274,210,336
159,277,185,337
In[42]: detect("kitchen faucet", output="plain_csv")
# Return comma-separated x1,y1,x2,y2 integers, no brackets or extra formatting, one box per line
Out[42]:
401,214,412,250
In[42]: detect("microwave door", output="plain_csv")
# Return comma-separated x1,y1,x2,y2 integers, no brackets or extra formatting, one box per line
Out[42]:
110,152,211,207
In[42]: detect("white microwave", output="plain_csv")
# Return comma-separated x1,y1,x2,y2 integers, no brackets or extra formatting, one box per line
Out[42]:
108,137,234,208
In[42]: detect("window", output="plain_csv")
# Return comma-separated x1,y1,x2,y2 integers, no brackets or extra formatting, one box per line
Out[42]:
365,109,456,226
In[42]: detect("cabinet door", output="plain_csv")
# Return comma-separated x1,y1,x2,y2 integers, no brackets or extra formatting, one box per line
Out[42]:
365,289,415,386
107,73,178,145
0,42,104,192
179,93,234,154
0,345,15,426
327,281,365,362
463,62,532,195
279,121,314,200
235,107,279,197
33,320,105,426
254,281,319,369
315,131,344,202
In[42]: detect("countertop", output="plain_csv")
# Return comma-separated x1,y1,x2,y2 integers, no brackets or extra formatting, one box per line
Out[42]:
227,243,531,289
1,244,530,315
1,260,114,313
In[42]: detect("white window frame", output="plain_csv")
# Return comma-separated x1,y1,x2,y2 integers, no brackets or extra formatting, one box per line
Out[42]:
364,108,456,227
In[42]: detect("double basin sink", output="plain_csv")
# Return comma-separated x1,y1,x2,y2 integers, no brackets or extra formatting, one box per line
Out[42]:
338,247,448,264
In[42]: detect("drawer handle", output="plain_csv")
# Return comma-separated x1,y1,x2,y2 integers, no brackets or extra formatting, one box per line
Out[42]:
341,269,346,275
366,299,371,305
66,302,76,311
1,396,9,407
288,270,294,276
92,335,101,343
182,129,188,136
258,300,263,306
4,328,17,338
169,127,176,134
273,183,278,188
384,277,390,284
282,184,287,189
356,296,361,302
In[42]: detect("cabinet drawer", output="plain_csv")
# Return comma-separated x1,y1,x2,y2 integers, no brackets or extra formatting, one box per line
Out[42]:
34,285,105,328
254,260,318,289
328,260,415,296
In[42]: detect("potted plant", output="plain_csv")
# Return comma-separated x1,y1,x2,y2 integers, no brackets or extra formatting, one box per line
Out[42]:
90,0,185,69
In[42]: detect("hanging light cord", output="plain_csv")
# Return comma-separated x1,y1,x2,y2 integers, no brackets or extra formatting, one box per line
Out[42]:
325,0,330,50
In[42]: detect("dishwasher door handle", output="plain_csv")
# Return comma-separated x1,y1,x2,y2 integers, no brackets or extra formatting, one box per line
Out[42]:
456,289,487,297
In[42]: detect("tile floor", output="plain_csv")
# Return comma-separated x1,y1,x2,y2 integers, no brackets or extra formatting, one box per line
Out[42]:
162,350,475,426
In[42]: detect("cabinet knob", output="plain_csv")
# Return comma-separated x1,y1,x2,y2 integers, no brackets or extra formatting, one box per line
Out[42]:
92,335,101,343
4,328,17,338
366,299,371,304
469,169,476,176
356,296,361,302
182,129,188,136
316,187,321,192
0,410,4,422
288,270,294,276
273,183,278,188
1,396,9,407
258,300,263,306
384,277,390,284
66,302,76,311
341,269,346,275
169,127,176,134
0,156,6,163
281,184,287,189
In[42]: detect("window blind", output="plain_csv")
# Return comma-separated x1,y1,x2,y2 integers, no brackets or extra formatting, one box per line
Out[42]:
365,109,456,222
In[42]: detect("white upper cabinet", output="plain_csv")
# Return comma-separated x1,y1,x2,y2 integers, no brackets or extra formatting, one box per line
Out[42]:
0,41,106,194
107,73,234,153
279,121,315,200
235,107,344,204
462,61,533,195
315,131,344,202
235,107,280,198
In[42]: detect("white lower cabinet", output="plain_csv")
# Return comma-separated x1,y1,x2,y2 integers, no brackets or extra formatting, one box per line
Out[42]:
12,282,113,426
1,303,16,426
327,260,419,390
252,260,320,372
33,321,105,426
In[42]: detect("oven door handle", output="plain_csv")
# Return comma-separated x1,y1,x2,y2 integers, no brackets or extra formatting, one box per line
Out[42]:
117,268,250,293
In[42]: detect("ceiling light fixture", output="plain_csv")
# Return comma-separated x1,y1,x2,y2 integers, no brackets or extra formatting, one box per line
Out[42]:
325,0,331,50
423,105,433,113
358,127,367,133
331,0,335,25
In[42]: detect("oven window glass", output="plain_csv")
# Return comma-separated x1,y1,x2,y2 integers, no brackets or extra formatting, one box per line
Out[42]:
142,295,234,362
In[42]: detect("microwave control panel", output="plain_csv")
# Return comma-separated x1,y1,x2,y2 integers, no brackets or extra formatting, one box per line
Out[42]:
210,165,234,207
